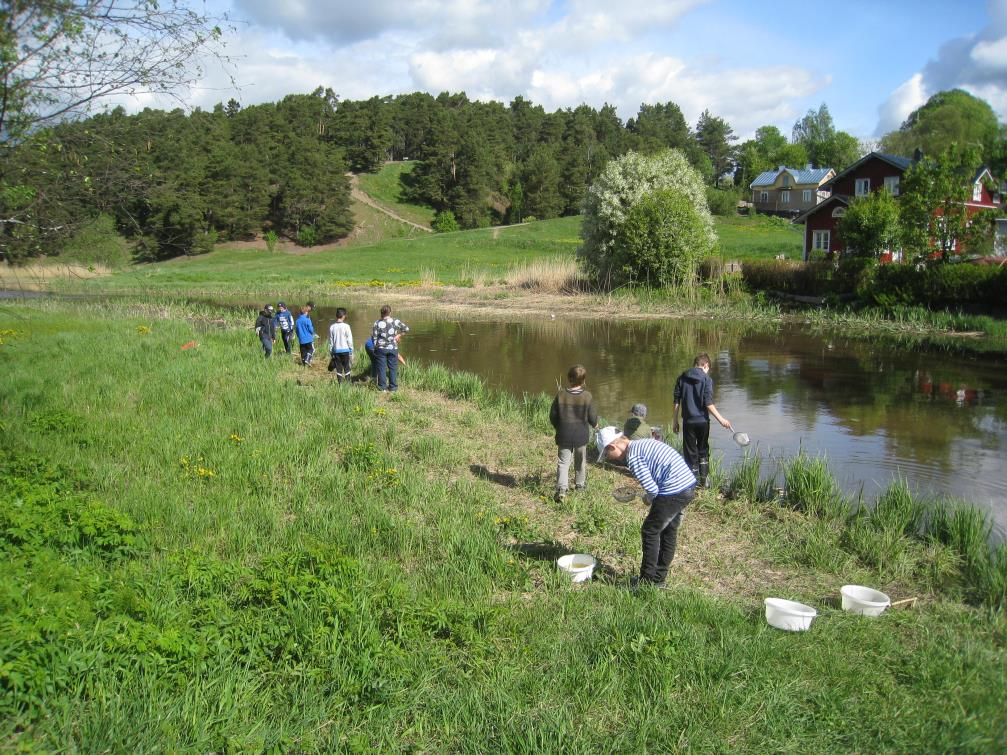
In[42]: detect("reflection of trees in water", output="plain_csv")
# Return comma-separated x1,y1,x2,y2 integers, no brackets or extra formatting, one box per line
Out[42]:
728,328,1003,467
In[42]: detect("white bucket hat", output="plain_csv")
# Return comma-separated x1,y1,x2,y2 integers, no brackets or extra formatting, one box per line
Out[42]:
596,426,624,462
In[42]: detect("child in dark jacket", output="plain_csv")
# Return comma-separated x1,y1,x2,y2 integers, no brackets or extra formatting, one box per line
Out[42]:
254,304,276,358
673,353,732,487
549,364,599,502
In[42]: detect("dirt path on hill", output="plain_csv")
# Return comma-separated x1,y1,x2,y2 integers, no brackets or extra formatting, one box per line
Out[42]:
348,173,433,233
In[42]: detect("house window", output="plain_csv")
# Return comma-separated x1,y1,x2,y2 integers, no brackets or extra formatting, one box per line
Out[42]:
831,207,846,218
781,190,791,204
812,230,830,252
855,178,870,196
760,191,768,203
973,182,983,202
884,176,900,196
803,189,812,203
782,174,791,187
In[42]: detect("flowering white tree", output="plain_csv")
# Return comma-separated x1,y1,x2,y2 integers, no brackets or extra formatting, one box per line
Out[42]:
578,149,716,288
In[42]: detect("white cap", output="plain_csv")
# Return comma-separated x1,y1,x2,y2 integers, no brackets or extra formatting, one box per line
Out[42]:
596,426,624,462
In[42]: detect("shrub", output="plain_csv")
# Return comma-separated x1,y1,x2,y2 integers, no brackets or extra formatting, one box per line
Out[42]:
741,259,837,296
607,188,713,287
264,230,279,253
57,214,131,268
579,149,715,288
297,225,318,247
867,263,1007,309
705,187,739,216
432,210,460,233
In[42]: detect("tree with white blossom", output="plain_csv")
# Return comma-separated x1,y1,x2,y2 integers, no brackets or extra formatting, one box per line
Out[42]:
578,149,716,288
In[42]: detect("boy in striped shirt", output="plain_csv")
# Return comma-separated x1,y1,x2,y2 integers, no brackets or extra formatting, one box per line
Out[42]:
596,426,697,588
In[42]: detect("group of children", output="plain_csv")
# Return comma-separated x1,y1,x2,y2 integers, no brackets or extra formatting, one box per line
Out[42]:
253,302,410,391
550,354,732,588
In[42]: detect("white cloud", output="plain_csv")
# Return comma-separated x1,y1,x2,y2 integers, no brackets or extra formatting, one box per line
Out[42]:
875,0,1007,134
875,73,927,134
232,0,549,46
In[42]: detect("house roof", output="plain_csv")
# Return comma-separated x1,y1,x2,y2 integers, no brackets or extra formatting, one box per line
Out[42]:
973,165,994,184
792,193,850,224
820,152,912,190
750,166,834,188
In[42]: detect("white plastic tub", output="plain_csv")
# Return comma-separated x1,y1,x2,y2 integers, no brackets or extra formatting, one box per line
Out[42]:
764,598,817,631
841,585,891,616
556,554,596,583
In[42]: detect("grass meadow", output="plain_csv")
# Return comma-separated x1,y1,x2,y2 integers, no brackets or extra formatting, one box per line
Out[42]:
1,299,1005,751
355,162,437,229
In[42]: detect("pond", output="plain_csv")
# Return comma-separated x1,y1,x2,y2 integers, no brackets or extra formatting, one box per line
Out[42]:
311,302,1007,536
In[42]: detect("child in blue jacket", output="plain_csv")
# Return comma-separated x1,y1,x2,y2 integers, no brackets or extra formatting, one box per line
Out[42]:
295,302,316,366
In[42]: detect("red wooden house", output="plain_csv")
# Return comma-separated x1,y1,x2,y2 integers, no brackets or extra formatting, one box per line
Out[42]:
794,152,911,260
794,152,1002,260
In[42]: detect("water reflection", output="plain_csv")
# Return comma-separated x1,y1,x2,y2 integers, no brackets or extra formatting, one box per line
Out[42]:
315,302,1006,534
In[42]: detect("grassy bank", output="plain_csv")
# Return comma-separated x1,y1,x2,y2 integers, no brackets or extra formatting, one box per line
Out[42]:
1,299,1005,751
355,162,436,229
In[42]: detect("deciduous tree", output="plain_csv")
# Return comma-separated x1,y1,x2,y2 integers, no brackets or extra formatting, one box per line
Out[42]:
900,145,994,262
579,149,715,288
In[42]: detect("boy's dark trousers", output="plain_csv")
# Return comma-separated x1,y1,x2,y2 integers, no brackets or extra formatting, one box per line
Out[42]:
260,334,273,358
299,342,314,365
640,487,695,584
374,348,398,391
328,351,351,382
280,330,293,354
682,419,710,485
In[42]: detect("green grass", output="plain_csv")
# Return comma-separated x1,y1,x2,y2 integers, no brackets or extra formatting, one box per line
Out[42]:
2,299,1006,750
58,216,582,295
714,214,803,262
724,453,1007,609
355,161,436,228
49,212,803,297
344,196,429,247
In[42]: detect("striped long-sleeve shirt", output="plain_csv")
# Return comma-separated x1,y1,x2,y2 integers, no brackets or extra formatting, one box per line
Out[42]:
626,439,696,496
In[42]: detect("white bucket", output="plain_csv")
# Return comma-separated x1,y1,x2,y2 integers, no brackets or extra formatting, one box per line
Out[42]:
764,598,817,631
557,554,596,583
840,585,891,616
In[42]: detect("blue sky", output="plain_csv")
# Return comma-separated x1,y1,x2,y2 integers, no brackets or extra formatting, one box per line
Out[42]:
147,0,1006,140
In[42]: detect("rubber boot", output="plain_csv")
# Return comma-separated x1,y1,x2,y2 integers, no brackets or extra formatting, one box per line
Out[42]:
698,461,709,489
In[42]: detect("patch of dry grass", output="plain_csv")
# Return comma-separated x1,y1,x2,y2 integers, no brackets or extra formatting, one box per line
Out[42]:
505,258,586,293
0,262,110,289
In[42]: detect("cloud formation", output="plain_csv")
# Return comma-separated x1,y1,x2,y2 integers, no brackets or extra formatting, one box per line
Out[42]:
876,0,1007,134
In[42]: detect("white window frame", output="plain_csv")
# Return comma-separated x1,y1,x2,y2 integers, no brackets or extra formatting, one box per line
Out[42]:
884,176,900,196
760,190,768,203
855,178,870,197
812,230,830,252
782,174,791,187
803,189,812,203
831,207,846,218
973,182,982,202
781,190,791,204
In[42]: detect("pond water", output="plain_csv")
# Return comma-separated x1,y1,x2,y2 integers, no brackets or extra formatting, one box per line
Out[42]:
309,302,1006,536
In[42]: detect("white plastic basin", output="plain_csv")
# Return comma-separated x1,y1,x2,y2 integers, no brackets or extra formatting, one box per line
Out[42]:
764,598,817,631
841,585,891,616
557,554,596,583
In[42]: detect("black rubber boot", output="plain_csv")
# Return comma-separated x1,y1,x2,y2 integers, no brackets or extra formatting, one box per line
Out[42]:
698,461,709,488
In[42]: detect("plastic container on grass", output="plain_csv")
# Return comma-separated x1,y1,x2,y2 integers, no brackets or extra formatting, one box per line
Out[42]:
840,585,891,616
556,554,596,583
764,598,817,631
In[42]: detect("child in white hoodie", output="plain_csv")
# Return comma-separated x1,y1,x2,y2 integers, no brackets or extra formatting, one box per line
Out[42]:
327,307,354,383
